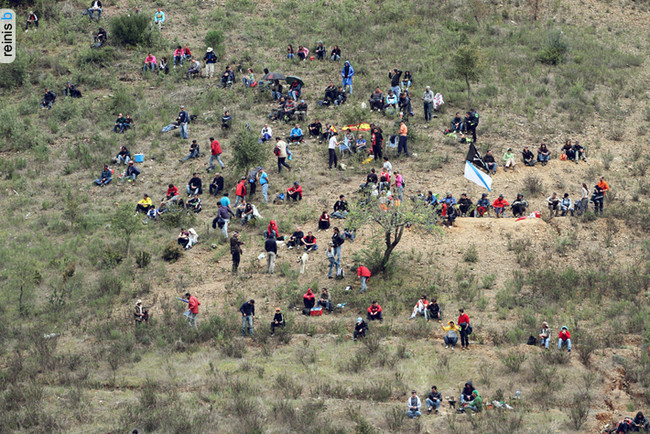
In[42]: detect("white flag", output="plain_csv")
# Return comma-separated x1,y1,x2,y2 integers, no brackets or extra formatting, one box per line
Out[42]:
464,161,492,191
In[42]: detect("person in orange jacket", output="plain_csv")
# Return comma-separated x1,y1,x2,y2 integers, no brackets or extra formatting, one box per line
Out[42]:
235,177,247,207
597,177,610,195
184,292,200,328
357,265,371,293
492,194,509,218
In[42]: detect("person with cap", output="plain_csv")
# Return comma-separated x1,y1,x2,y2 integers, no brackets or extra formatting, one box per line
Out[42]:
367,301,383,322
511,193,529,217
207,137,224,172
503,147,516,172
407,390,422,418
353,317,368,341
177,105,189,139
522,146,536,166
560,193,574,216
123,160,141,185
547,192,560,217
357,265,371,294
483,150,497,174
287,182,303,201
203,47,218,78
476,193,490,217
558,326,571,352
240,299,255,336
181,140,200,162
25,11,39,31
134,300,149,325
275,137,291,173
539,321,551,349
296,100,308,120
184,292,200,328
230,231,244,273
270,307,285,336
423,86,435,121
426,386,442,414
461,390,483,413
492,194,509,218
234,177,247,207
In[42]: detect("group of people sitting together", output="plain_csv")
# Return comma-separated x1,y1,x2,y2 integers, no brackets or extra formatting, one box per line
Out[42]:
403,381,485,418
481,140,585,175
286,43,341,61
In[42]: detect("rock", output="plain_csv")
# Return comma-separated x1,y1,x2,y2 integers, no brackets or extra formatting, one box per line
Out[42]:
211,243,218,249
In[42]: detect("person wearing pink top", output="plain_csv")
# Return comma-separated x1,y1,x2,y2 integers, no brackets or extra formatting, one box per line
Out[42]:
173,46,184,67
143,53,157,73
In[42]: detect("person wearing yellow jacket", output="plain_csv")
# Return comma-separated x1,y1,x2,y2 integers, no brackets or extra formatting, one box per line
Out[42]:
441,321,460,350
135,194,153,214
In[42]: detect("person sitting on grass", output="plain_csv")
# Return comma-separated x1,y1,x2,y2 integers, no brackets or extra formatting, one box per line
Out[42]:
295,100,308,120
113,113,127,133
260,124,273,143
238,201,254,225
287,182,303,201
40,88,56,110
365,300,383,322
166,183,180,202
572,141,586,163
221,110,233,130
134,300,149,325
220,65,236,88
187,173,202,196
427,298,441,322
297,45,309,60
407,391,422,419
289,123,303,143
146,201,167,221
94,27,107,47
503,147,516,172
441,321,460,350
186,194,202,213
483,150,497,175
330,45,341,61
186,59,201,79
142,53,157,73
270,308,285,336
538,143,551,166
354,317,368,341
177,228,190,249
492,194,509,218
64,82,82,98
314,41,326,60
558,326,571,352
159,57,169,74
511,193,528,217
173,46,184,67
331,195,349,219
302,231,318,252
287,227,304,250
323,82,338,105
25,11,38,31
286,44,295,59
317,288,333,312
303,288,316,309
460,382,475,405
539,321,551,349
426,386,442,415
560,193,574,216
87,0,102,20
94,164,112,186
409,295,430,320
308,119,322,138
460,390,483,413
547,192,560,217
562,139,575,161
356,135,368,153
135,194,153,214
272,80,284,100
123,160,140,184
181,140,200,162
318,210,331,230
522,146,536,166
369,87,384,111
458,193,473,217
123,114,134,132
385,90,398,112
282,97,296,120
115,145,131,164
476,193,490,217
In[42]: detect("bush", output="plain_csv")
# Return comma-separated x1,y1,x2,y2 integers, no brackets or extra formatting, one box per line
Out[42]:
135,251,151,268
522,175,544,197
110,14,155,47
464,244,479,263
0,49,28,89
161,241,183,263
577,332,599,367
204,30,226,59
500,350,527,372
537,31,568,65
230,126,268,174
77,47,116,68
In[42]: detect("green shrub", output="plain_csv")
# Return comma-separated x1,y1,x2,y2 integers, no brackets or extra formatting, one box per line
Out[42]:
0,49,28,89
204,30,226,58
464,244,479,263
537,31,568,65
499,350,527,372
135,251,151,269
161,241,183,263
230,126,268,174
110,14,155,47
77,47,116,67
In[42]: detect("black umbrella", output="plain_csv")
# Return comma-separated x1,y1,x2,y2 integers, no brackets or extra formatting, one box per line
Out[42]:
262,72,286,81
285,75,304,86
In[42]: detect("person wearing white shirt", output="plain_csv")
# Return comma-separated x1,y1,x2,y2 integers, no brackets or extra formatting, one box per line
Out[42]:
328,133,338,169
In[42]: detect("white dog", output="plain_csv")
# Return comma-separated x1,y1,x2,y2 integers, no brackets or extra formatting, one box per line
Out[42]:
298,252,309,274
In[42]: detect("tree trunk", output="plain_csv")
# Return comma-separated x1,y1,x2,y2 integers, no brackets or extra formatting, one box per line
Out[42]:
381,226,405,271
126,237,131,258
466,76,471,104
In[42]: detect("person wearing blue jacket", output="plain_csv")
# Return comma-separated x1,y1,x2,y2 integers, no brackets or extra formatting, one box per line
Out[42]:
439,192,456,206
94,165,112,186
289,124,303,143
341,61,354,95
123,161,141,184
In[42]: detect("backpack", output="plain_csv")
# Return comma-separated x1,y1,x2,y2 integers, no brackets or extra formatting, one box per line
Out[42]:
273,146,281,156
560,153,567,161
336,266,345,280
527,335,538,345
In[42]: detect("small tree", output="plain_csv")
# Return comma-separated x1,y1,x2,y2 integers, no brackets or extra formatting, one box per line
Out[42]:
204,30,226,59
347,195,440,273
231,126,268,175
453,45,485,104
110,14,155,47
111,203,141,257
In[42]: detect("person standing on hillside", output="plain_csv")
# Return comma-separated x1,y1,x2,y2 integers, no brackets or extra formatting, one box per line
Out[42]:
207,137,224,172
357,265,371,293
389,69,402,97
234,177,247,207
258,168,270,203
230,231,244,273
331,227,345,269
184,292,200,328
341,61,354,94
423,86,435,122
177,105,189,139
265,234,277,274
597,176,610,195
203,47,217,79
398,121,409,157
458,309,470,350
328,132,339,169
591,184,604,215
372,126,383,161
240,299,255,336
275,137,291,173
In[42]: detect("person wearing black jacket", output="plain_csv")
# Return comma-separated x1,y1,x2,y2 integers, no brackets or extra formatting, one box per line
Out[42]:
354,317,368,341
483,150,496,174
270,308,285,335
458,194,473,217
426,386,442,414
40,89,56,110
366,169,378,186
203,47,217,79
230,231,244,273
308,119,322,138
332,195,349,219
389,69,402,96
240,299,255,336
186,173,202,196
460,381,474,405
427,299,441,322
591,185,604,215
177,105,189,139
464,109,479,143
331,227,345,265
522,146,536,166
511,194,529,217
372,127,383,161
209,173,224,196
324,82,337,105
265,235,277,274
64,82,82,98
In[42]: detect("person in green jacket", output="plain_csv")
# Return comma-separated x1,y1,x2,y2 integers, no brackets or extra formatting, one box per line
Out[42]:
503,147,516,172
464,390,483,412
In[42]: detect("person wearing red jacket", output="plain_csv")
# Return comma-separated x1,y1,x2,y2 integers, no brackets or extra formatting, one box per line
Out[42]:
303,288,316,309
558,326,571,352
367,301,383,323
457,308,470,350
492,194,509,218
357,265,371,293
208,137,224,172
287,182,303,201
166,183,180,204
185,292,200,328
235,177,247,207
266,220,279,239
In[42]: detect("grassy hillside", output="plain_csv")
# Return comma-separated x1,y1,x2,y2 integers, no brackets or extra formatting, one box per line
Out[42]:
0,0,649,432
